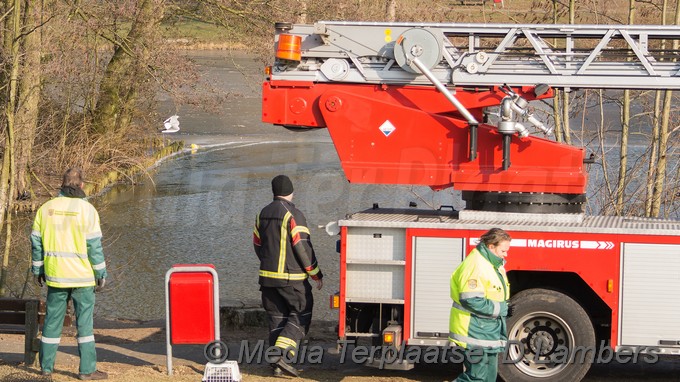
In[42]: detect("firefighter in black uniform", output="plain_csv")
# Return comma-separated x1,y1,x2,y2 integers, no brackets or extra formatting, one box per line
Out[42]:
253,174,323,377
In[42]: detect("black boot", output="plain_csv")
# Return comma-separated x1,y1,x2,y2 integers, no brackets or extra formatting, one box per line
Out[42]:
275,358,300,377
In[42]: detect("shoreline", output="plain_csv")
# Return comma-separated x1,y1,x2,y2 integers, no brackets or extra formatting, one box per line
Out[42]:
165,41,249,51
12,138,188,214
84,139,188,198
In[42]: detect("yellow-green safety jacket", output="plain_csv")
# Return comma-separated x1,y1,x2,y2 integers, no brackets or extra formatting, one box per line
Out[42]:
449,243,509,353
31,194,107,288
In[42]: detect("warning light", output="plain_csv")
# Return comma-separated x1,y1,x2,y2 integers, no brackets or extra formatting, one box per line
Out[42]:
330,293,340,309
382,324,402,347
276,34,302,61
383,331,395,344
264,66,272,76
607,279,613,293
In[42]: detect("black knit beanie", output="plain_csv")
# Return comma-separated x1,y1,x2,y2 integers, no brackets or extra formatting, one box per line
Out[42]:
272,175,294,196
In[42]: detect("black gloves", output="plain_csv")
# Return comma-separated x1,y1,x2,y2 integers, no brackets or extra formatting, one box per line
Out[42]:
33,274,46,287
507,302,515,318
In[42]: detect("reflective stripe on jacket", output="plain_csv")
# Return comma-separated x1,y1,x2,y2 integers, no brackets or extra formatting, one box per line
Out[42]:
449,245,509,352
31,196,106,288
253,198,322,287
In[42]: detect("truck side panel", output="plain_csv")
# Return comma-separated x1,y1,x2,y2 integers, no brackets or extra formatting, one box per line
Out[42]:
339,215,680,352
620,243,680,350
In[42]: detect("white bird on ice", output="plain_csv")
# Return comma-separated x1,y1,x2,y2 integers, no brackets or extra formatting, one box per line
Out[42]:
162,115,180,133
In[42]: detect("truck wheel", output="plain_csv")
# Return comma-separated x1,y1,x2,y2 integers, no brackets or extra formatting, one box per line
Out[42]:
498,288,595,382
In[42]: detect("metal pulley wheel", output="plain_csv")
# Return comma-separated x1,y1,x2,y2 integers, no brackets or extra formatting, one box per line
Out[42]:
475,51,489,64
320,58,350,81
393,28,443,74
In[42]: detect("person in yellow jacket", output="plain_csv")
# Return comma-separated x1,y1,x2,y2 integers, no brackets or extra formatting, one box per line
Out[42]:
449,228,512,382
31,168,108,380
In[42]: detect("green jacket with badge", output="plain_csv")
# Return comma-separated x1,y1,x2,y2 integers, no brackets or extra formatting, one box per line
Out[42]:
449,242,510,353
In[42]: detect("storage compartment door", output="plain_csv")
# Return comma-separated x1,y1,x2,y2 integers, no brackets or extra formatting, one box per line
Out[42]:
620,243,680,346
345,227,406,302
412,237,464,338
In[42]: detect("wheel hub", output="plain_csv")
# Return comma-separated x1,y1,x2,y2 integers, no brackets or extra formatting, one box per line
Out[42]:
527,326,557,356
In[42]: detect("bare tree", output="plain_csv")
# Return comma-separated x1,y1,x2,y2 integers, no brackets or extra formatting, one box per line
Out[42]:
296,0,308,24
0,0,21,296
597,90,616,211
650,0,680,217
92,0,166,135
615,0,635,215
14,0,43,200
561,0,575,145
552,0,563,142
646,0,669,216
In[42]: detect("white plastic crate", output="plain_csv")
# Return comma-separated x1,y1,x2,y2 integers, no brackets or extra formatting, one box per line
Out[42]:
202,361,241,382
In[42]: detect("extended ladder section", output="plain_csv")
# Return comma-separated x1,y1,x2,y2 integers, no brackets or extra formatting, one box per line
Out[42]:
263,21,680,211
272,21,680,90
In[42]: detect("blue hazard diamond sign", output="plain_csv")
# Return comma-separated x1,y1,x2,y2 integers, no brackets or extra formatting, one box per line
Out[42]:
379,120,396,137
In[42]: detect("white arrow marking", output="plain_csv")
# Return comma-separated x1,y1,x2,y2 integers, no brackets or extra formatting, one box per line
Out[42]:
580,241,599,249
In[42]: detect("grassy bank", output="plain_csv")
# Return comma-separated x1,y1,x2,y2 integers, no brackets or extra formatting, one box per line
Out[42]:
161,19,247,50
14,138,186,214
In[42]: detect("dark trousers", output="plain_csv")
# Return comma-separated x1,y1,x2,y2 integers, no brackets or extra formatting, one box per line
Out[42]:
261,281,313,360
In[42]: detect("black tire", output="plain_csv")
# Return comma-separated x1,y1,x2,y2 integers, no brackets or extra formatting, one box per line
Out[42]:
498,288,595,382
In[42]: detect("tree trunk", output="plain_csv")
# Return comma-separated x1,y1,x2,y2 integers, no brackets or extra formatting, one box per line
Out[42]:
616,89,630,215
652,91,672,217
650,0,680,217
615,0,635,215
386,0,396,22
597,89,615,214
14,0,42,200
0,150,10,297
552,0,563,142
646,0,668,216
92,0,165,135
296,0,307,24
562,0,575,144
0,0,21,296
561,91,571,143
553,90,562,142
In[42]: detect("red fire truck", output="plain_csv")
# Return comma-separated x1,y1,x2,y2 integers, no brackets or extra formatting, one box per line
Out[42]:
262,21,680,381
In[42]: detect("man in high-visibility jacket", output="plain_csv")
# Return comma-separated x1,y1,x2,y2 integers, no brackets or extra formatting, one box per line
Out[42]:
253,174,323,377
449,228,512,382
31,168,108,380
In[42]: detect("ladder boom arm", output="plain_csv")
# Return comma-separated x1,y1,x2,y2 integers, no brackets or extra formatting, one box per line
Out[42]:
262,21,680,195
272,21,680,90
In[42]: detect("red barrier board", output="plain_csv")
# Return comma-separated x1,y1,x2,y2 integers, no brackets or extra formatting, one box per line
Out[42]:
168,267,215,344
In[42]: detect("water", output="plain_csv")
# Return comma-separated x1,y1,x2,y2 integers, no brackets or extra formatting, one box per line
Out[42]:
93,51,447,321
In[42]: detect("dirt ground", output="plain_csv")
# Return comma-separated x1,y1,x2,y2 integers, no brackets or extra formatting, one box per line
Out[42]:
2,318,680,381
0,318,445,382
